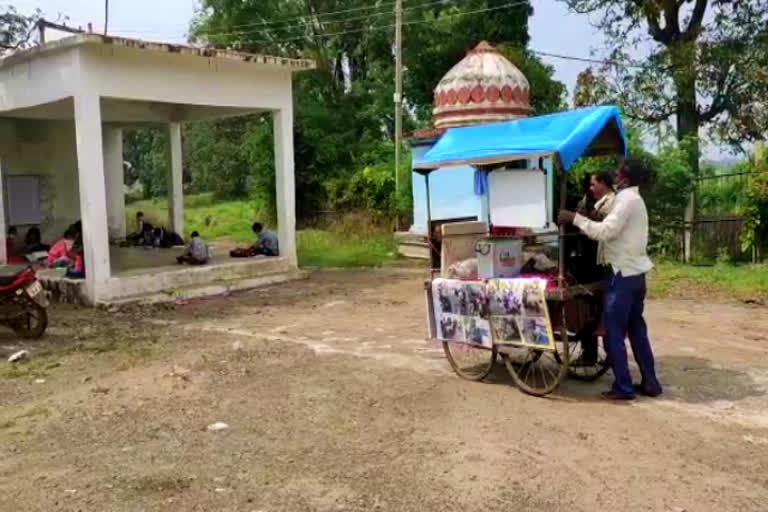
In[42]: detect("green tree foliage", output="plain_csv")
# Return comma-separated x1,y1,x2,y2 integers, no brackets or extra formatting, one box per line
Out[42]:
176,0,565,220
569,124,693,257
123,128,169,197
0,6,38,55
741,146,768,256
572,68,612,108
560,0,768,176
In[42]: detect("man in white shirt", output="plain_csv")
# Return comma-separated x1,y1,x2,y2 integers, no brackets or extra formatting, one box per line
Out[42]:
558,159,662,400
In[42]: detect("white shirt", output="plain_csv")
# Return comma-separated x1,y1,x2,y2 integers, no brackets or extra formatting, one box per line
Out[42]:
574,186,653,277
593,191,616,265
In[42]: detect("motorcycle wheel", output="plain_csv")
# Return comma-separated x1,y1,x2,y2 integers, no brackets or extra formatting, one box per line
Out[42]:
11,304,48,339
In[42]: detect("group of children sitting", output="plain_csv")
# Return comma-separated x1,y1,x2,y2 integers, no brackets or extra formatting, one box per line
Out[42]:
122,212,279,265
176,222,279,265
124,212,185,249
6,221,85,279
5,215,280,277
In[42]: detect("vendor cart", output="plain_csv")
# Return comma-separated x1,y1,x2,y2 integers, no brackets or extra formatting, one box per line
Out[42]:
417,106,627,396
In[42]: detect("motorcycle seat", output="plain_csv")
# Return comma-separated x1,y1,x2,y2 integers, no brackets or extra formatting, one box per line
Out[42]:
0,265,29,286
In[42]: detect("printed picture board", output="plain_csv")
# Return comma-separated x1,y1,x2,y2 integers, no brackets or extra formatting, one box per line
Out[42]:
429,277,555,351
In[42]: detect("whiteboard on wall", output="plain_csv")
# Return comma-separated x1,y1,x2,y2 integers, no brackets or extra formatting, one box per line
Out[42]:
6,175,42,226
487,169,547,228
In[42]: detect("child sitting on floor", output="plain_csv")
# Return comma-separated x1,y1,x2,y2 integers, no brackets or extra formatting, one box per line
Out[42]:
46,225,77,268
65,234,85,279
230,222,279,258
177,231,211,265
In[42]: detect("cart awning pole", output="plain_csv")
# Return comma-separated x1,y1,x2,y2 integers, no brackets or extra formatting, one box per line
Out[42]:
557,158,567,292
425,172,432,230
425,173,434,270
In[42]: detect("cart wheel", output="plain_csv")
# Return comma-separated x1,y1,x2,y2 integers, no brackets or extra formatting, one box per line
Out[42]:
502,329,569,396
442,342,497,381
562,337,610,382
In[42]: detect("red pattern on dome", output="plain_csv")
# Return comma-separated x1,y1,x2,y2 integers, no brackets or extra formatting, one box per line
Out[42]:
458,87,472,104
486,85,500,102
434,85,533,106
470,85,484,103
501,85,513,103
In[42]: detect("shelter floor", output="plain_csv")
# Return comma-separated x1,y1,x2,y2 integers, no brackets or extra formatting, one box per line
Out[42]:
38,243,294,304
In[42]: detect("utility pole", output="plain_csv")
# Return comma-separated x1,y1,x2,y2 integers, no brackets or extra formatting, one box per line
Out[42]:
393,0,403,231
104,0,109,35
37,20,45,44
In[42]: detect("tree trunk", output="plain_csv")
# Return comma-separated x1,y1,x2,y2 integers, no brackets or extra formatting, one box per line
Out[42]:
672,45,700,263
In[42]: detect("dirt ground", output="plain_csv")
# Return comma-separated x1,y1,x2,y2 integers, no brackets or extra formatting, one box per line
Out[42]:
2,269,768,512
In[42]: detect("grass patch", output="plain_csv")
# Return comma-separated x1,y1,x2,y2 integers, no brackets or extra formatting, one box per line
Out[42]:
127,195,260,243
127,194,398,267
650,261,768,301
297,229,396,267
0,358,55,379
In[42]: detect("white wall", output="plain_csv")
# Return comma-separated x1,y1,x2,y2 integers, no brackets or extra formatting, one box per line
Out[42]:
81,45,294,113
0,119,81,242
0,47,79,112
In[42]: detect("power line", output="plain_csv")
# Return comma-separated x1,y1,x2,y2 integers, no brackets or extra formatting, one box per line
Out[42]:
197,0,404,31
192,0,456,38
211,1,529,45
113,0,453,35
531,50,647,70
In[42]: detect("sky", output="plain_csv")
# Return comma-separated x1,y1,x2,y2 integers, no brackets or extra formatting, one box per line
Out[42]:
10,0,603,96
5,0,732,159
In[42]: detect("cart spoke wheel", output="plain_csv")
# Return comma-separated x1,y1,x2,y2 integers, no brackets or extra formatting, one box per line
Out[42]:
502,330,569,396
442,342,496,381
563,337,610,382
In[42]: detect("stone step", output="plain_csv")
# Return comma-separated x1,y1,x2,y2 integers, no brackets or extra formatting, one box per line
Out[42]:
96,269,308,307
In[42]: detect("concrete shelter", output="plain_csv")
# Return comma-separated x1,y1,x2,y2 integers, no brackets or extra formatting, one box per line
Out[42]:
0,34,314,304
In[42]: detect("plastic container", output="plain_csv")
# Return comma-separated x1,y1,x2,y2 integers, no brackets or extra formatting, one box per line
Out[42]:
475,238,523,279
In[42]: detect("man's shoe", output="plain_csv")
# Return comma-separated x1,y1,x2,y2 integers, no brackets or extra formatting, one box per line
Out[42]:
633,384,663,398
601,390,635,401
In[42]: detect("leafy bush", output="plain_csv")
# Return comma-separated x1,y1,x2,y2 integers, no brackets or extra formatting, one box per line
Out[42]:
740,146,768,256
325,159,412,220
568,127,693,258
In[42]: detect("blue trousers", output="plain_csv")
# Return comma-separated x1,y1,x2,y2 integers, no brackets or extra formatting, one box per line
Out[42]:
604,272,662,397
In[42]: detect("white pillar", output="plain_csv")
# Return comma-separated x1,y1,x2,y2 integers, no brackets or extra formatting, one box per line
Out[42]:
166,122,184,236
273,107,297,266
103,126,125,240
74,93,111,303
0,159,6,265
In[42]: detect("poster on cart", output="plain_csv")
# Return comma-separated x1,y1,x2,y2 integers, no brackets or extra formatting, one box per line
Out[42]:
486,278,556,351
431,279,492,348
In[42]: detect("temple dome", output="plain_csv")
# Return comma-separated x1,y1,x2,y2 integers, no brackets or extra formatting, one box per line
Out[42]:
432,41,531,129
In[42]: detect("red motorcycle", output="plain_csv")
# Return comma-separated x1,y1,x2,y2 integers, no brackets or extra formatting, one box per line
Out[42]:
0,265,49,339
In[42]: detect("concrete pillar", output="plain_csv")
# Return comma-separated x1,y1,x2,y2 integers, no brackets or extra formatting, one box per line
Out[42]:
0,159,6,265
273,107,297,266
74,93,111,304
103,126,125,240
166,122,184,236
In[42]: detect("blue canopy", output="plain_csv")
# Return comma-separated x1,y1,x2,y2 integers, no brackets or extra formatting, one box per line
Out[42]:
414,105,627,172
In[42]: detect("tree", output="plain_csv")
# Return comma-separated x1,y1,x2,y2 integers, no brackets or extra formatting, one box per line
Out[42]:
1,6,38,55
187,1,565,221
572,68,612,107
560,0,768,176
123,128,169,198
